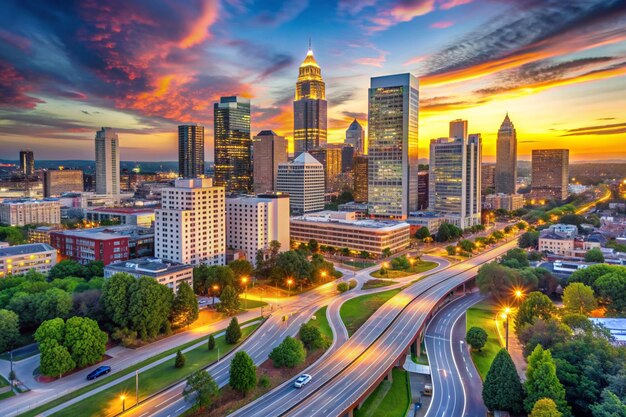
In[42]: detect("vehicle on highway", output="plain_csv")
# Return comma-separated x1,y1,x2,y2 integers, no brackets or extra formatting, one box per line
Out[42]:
423,384,432,396
87,365,111,380
294,374,312,388
199,299,208,305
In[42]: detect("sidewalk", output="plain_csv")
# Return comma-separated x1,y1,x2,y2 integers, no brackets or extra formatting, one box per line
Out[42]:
495,315,527,381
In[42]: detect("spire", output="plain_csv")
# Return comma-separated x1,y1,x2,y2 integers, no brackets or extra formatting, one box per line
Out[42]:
308,37,311,52
500,112,514,130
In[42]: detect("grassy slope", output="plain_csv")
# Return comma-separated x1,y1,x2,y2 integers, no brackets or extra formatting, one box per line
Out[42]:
371,261,437,279
466,300,501,380
354,368,410,417
340,288,402,336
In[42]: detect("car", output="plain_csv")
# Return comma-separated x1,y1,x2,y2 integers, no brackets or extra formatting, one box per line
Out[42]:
86,365,111,380
199,299,208,305
294,374,312,388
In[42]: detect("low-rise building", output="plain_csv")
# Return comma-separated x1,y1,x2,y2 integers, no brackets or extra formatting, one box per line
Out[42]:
337,202,369,218
50,229,130,265
407,211,445,234
28,226,63,244
290,211,410,256
539,228,601,258
104,257,192,293
0,243,57,277
84,207,156,228
0,198,61,226
484,193,525,211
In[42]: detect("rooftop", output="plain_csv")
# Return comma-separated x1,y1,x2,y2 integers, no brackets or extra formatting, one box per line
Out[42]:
106,257,192,276
0,243,55,257
291,213,409,231
1,198,60,205
85,207,156,215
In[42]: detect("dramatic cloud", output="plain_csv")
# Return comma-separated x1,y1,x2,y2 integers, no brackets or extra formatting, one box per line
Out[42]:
561,122,626,136
430,21,453,29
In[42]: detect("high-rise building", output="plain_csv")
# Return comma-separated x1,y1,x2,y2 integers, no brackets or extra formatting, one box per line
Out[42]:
294,47,327,155
95,127,120,195
309,146,343,192
367,73,419,219
495,114,517,194
449,119,468,140
345,119,365,155
19,150,34,177
226,194,290,266
253,130,288,194
178,124,205,179
341,144,355,173
43,169,83,197
353,155,369,203
214,96,252,194
429,133,482,228
417,170,429,210
531,149,569,201
481,163,496,193
155,178,225,266
276,153,324,214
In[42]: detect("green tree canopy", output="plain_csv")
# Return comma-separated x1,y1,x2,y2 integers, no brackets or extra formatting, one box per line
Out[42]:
299,322,326,350
269,336,306,368
482,348,525,414
525,345,569,415
530,398,562,417
229,351,257,396
225,317,242,344
175,350,186,368
48,259,86,281
64,316,107,368
518,318,572,356
594,269,626,313
218,285,240,316
569,264,616,287
228,259,254,280
501,248,530,268
415,227,431,240
585,248,605,263
563,282,597,314
34,317,66,345
515,291,556,333
128,276,173,340
590,390,626,417
101,272,135,328
39,340,75,378
183,370,219,410
171,282,199,328
476,262,522,301
466,326,488,351
272,251,312,285
0,309,20,353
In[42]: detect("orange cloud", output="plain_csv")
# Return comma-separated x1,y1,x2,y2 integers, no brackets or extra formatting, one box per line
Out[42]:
430,21,453,29
178,0,219,48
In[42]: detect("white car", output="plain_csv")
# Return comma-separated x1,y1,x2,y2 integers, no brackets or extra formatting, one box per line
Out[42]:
294,374,312,388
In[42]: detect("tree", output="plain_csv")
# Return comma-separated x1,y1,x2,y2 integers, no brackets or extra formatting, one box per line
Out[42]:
466,327,488,351
337,282,349,292
217,285,240,316
128,277,174,340
525,345,569,415
0,226,26,245
360,250,371,259
39,340,75,378
64,317,107,368
183,370,219,410
171,282,199,328
341,247,351,256
101,272,135,328
476,262,521,301
482,348,524,414
391,255,410,271
208,334,216,351
515,291,556,333
84,260,104,279
273,251,312,285
569,264,616,287
585,248,605,263
415,227,431,240
594,269,626,313
530,398,562,417
228,259,253,280
382,247,392,258
502,248,530,268
34,288,73,323
563,283,597,314
308,239,319,253
175,350,186,368
47,259,86,280
0,309,20,353
459,239,476,253
229,351,257,396
225,317,241,344
269,336,306,368
34,317,66,345
299,323,325,350
590,390,626,417
518,318,572,356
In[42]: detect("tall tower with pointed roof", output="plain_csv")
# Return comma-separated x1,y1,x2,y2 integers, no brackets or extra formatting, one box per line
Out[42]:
345,119,365,155
294,45,327,155
495,113,517,194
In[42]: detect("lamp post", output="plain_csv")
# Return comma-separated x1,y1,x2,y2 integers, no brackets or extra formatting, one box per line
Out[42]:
120,395,126,412
502,306,512,351
287,278,293,297
241,277,248,309
321,270,327,282
212,285,219,307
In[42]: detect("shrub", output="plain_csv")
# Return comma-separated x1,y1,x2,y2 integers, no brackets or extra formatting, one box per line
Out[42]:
337,282,349,292
269,336,306,368
175,350,186,368
208,334,216,351
258,374,271,389
348,279,357,289
225,317,242,344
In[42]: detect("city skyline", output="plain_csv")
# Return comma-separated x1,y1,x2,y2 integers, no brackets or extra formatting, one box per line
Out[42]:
1,0,625,162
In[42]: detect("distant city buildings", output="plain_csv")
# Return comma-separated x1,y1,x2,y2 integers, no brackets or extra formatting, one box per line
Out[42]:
19,150,34,177
294,46,327,155
214,96,252,194
105,258,193,293
368,73,419,219
481,163,496,193
276,152,325,215
345,119,365,155
178,124,205,179
155,178,225,266
531,149,570,201
0,198,61,226
417,171,429,210
0,243,56,277
495,114,517,194
353,155,369,203
95,127,120,195
341,144,355,173
484,193,524,211
83,207,156,228
252,130,288,194
538,223,600,258
309,146,343,192
43,169,83,197
449,119,468,140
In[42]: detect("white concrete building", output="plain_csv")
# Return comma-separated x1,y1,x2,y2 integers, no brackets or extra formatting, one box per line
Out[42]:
95,127,120,195
0,243,57,277
226,193,290,266
0,199,61,226
276,152,324,215
155,178,225,266
104,257,193,293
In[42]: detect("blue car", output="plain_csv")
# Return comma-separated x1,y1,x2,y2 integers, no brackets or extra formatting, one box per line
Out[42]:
86,365,111,380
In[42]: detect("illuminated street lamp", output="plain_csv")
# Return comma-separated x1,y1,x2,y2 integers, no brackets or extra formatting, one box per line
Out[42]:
501,307,512,351
514,289,524,301
241,277,248,309
212,285,219,306
120,395,126,412
321,270,327,281
287,278,293,297
409,258,416,267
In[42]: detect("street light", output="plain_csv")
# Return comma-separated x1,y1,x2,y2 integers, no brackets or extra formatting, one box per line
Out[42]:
287,278,293,297
321,270,327,282
120,395,126,412
212,285,219,306
501,307,512,351
241,277,248,309
514,289,524,301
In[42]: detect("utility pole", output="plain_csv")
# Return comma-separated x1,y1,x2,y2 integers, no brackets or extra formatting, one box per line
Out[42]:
135,370,139,405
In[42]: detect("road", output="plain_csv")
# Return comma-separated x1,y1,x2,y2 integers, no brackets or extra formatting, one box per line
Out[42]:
424,292,487,417
232,240,517,417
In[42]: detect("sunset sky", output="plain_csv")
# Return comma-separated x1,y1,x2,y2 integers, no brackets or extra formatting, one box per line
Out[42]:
1,0,625,162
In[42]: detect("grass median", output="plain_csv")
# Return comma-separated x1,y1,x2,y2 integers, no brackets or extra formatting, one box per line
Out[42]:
308,306,333,342
340,288,402,336
371,261,437,279
466,300,500,380
354,368,410,417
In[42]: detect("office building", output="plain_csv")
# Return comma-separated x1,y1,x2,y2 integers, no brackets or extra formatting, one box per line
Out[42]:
226,194,290,266
449,119,468,140
345,119,365,155
155,178,225,266
95,127,120,195
105,258,193,293
0,243,56,277
294,46,327,154
484,193,525,211
50,229,130,265
495,114,517,194
0,199,61,226
341,144,355,173
367,73,419,219
481,163,496,193
19,150,34,177
531,149,569,201
178,124,205,178
429,132,482,228
276,153,324,214
214,96,252,194
290,211,410,256
253,130,288,194
309,146,343,192
406,212,445,234
353,155,369,203
28,226,62,244
417,171,429,210
43,169,83,197
84,207,156,228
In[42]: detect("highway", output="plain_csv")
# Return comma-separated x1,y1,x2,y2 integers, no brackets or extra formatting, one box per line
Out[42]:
233,240,517,417
424,292,487,417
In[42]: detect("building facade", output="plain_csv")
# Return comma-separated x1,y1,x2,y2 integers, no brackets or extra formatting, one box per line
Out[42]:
353,155,369,203
214,96,252,194
178,124,205,179
417,170,429,210
84,207,156,228
531,149,569,201
495,114,517,194
449,119,468,140
43,169,84,197
50,230,129,265
155,178,225,266
105,258,193,293
276,153,324,215
95,127,120,195
226,194,290,266
252,130,288,194
481,163,496,193
0,199,61,226
0,243,56,277
345,119,365,155
367,73,419,219
484,193,525,211
309,146,343,192
341,145,355,173
19,150,34,177
294,47,327,155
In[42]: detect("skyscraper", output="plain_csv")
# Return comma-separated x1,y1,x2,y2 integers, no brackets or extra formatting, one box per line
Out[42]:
95,127,120,195
276,153,325,214
449,119,468,140
429,134,482,228
353,155,369,203
19,150,34,177
294,46,327,155
367,73,419,219
341,144,355,173
531,149,569,201
481,163,496,193
178,124,205,178
495,113,517,194
309,146,343,192
345,119,365,155
43,169,84,197
253,130,288,194
417,171,429,210
214,96,252,194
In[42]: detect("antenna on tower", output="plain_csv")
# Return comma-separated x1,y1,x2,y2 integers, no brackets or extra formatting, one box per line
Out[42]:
308,37,312,51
